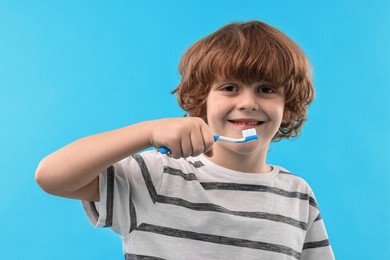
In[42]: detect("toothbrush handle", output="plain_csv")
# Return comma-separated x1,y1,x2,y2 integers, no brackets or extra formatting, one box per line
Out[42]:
159,146,171,154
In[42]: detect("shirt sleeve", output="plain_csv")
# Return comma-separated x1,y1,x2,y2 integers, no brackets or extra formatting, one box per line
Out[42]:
301,189,335,260
81,150,164,237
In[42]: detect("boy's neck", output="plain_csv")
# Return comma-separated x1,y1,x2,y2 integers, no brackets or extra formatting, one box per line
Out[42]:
203,144,271,173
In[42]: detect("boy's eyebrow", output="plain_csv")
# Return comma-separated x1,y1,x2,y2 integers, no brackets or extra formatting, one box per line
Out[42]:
214,78,275,86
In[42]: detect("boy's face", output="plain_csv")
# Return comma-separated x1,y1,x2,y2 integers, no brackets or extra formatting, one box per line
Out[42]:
206,78,285,156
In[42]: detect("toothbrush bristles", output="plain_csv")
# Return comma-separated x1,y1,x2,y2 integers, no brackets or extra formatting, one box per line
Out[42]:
242,128,257,137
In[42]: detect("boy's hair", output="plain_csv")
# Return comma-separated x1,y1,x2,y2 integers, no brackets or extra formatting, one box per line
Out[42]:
173,20,314,141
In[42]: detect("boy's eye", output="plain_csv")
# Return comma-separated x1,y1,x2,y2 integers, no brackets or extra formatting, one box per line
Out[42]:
222,85,239,92
257,85,276,94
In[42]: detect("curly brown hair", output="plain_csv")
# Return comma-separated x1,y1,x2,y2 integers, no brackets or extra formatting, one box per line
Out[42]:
172,20,314,141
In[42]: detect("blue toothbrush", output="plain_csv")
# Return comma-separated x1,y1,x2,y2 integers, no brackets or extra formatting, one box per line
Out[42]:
159,128,258,154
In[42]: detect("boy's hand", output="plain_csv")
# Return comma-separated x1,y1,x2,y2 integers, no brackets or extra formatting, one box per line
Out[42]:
149,118,214,159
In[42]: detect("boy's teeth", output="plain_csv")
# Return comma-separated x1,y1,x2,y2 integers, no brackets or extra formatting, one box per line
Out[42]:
232,121,259,125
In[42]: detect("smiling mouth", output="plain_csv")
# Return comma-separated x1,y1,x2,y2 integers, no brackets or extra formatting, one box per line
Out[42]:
228,120,265,126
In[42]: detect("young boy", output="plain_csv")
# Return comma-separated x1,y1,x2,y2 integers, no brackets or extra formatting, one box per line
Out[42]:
35,20,334,259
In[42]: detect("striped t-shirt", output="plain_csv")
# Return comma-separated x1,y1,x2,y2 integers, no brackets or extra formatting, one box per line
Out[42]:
82,150,334,259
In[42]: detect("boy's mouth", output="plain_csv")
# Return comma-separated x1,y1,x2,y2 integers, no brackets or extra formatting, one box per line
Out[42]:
228,120,264,126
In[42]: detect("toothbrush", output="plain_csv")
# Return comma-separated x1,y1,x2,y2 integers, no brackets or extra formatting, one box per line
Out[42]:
159,128,258,154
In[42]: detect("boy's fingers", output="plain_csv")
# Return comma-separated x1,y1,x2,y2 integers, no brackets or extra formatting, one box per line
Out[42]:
180,136,193,158
167,141,182,159
159,117,212,159
190,129,205,156
200,123,215,153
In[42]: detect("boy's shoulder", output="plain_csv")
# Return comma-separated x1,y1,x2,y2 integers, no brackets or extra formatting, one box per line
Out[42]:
275,166,316,196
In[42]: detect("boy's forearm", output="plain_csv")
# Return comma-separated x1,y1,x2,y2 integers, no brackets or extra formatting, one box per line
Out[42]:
35,121,153,198
36,117,214,200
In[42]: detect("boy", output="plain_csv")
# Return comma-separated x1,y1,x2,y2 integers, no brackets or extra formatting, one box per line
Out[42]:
35,20,334,259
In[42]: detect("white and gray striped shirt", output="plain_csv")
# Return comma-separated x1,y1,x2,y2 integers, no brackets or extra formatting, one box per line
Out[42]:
82,150,334,259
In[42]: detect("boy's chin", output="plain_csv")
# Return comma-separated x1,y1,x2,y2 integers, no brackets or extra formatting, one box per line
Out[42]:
221,141,268,155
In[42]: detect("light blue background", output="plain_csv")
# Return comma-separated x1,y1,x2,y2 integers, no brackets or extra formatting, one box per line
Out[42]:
1,1,389,259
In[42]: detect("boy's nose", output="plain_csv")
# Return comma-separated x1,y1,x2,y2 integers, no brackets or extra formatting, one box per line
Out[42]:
238,91,259,111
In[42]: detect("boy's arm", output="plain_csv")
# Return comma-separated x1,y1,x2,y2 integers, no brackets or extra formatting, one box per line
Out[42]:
35,118,214,202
